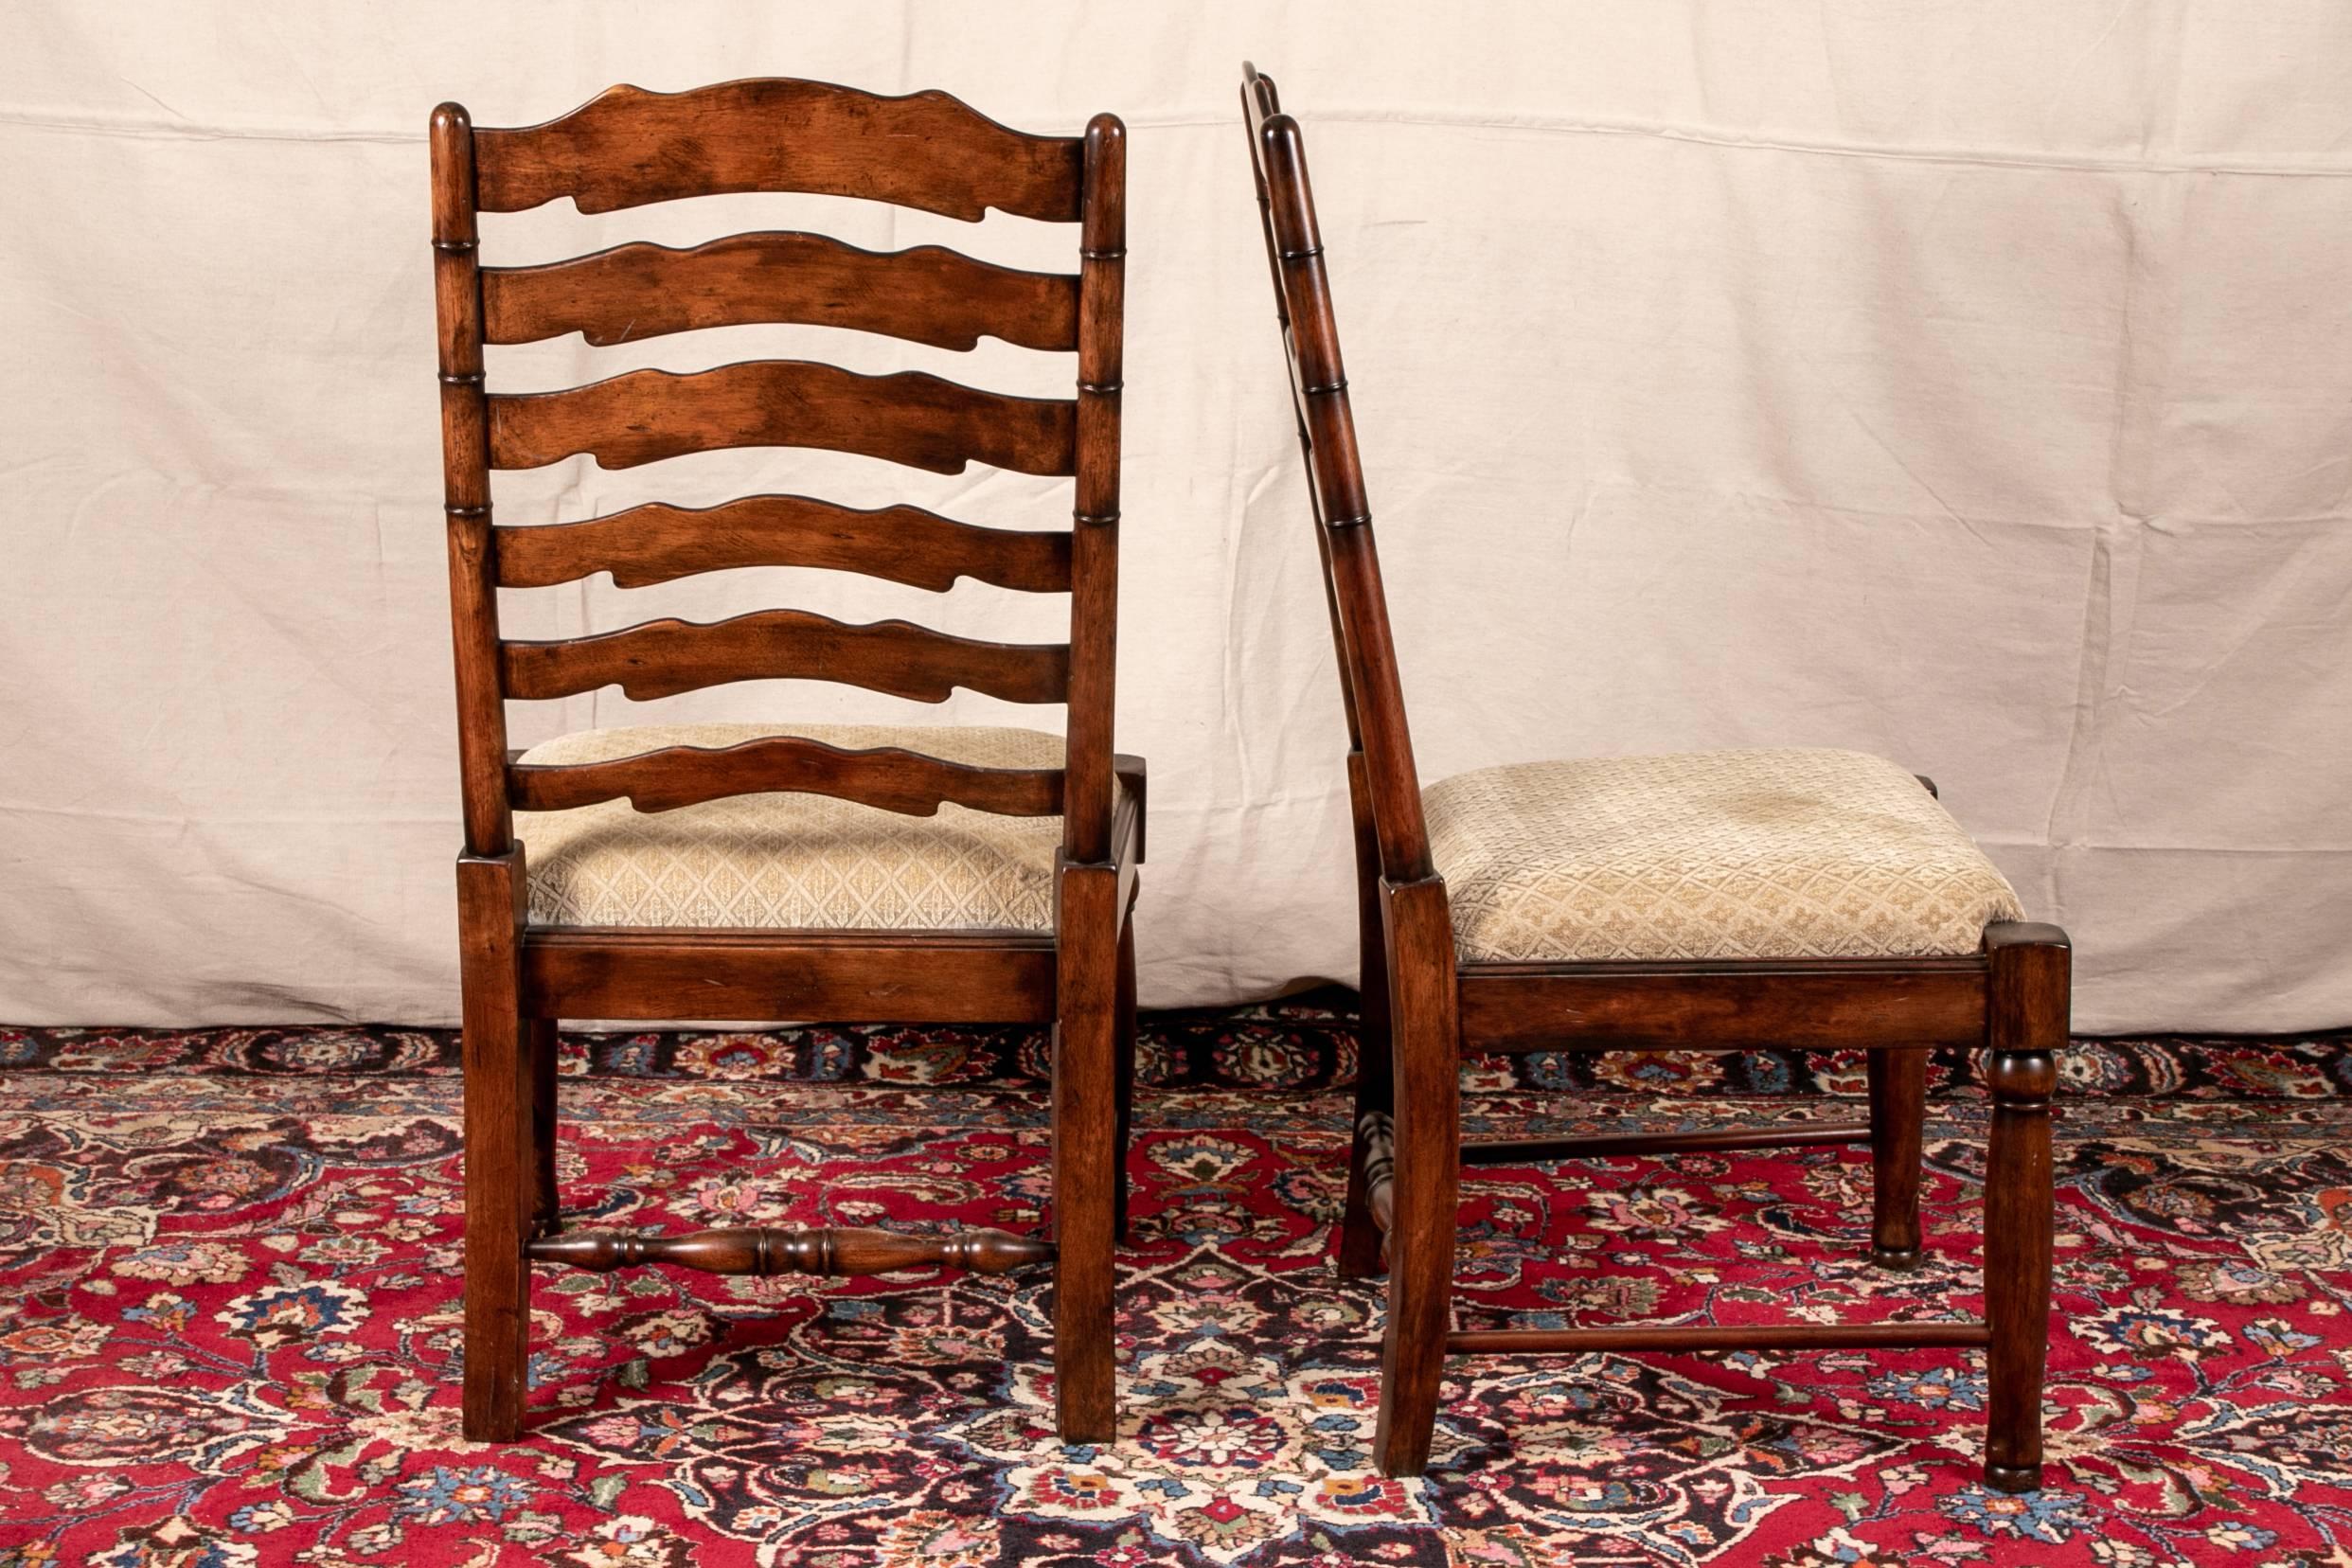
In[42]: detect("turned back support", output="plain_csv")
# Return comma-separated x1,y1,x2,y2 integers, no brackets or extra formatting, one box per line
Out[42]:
430,80,1125,874
1239,71,1432,884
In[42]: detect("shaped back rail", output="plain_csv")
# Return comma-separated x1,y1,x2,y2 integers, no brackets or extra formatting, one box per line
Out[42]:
429,80,1124,871
1239,67,1433,883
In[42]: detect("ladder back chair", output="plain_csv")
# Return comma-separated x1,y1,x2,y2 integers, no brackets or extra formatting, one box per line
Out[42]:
1239,65,2067,1490
429,80,1139,1444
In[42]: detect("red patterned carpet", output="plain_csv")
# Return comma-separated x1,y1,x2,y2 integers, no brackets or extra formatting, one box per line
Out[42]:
0,1001,2347,1566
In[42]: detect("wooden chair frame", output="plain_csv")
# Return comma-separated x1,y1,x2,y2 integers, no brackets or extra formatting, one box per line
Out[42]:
1239,66,2066,1490
430,80,1138,1444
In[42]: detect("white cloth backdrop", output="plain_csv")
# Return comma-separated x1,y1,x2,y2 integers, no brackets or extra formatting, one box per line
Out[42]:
3,2,2347,1030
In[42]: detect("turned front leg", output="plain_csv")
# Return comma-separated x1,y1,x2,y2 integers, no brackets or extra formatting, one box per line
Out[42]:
1982,924,2068,1494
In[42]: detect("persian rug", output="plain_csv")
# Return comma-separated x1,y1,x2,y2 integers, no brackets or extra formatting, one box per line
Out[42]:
0,1002,2347,1566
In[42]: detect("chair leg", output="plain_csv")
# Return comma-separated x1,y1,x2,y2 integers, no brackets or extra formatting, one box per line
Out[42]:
529,1016,561,1237
458,850,532,1441
1373,876,1460,1478
1339,755,1394,1279
1113,905,1138,1243
1051,860,1120,1444
1867,1047,1927,1271
1983,924,2067,1493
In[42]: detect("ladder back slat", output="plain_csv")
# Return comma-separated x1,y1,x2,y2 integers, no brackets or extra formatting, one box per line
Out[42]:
500,609,1071,704
493,496,1071,594
473,80,1084,222
433,80,1123,828
482,233,1079,351
508,734,1065,816
486,361,1077,476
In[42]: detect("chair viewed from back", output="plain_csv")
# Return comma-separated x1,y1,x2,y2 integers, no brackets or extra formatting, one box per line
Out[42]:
428,79,1139,1445
1240,63,2067,1490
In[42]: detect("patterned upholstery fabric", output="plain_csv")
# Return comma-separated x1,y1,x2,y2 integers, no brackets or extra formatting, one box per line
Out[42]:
516,723,1065,932
1424,748,2022,963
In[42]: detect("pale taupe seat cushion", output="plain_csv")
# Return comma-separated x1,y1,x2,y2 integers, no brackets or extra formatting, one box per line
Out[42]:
516,723,1064,932
1424,748,2022,964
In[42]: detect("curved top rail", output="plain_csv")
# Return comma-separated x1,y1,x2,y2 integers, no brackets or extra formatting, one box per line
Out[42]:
472,78,1085,222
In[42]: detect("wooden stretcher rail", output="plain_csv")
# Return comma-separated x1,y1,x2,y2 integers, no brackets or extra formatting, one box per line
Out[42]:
1460,1122,1875,1165
1448,1322,1992,1355
528,1224,1054,1275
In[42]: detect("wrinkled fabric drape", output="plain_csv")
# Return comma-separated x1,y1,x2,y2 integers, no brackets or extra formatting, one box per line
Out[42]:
3,2,2346,1029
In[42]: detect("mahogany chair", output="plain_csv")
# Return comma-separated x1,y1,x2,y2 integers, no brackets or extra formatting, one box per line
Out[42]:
1239,66,2067,1491
428,80,1138,1444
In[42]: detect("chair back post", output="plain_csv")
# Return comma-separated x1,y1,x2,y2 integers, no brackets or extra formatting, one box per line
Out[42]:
1243,81,1434,884
1066,114,1127,864
1241,71,1365,758
430,102,514,857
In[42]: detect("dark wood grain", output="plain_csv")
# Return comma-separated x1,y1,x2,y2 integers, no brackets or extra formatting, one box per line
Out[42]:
1248,91,1434,883
1061,113,1127,865
1114,894,1138,1243
1109,767,1145,930
1461,1122,1872,1166
1239,63,2066,1488
487,360,1077,475
474,79,1083,221
527,1015,560,1237
1868,1046,1930,1271
483,232,1079,351
1984,922,2067,1492
1372,874,1459,1477
1455,959,1988,1053
509,733,1064,816
520,927,1059,1024
1338,750,1395,1278
457,849,530,1440
441,98,526,1442
1052,856,1120,1441
528,1225,1053,1275
1114,754,1149,864
1449,1322,1990,1355
431,103,514,857
439,77,1134,1449
494,496,1070,595
499,609,1070,704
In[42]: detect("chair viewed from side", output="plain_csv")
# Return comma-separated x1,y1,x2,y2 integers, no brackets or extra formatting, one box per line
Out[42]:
1238,62,2067,1490
428,78,1139,1444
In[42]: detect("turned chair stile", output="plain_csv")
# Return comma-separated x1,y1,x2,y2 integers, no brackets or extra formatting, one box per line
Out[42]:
1240,65,2066,1490
429,80,1138,1443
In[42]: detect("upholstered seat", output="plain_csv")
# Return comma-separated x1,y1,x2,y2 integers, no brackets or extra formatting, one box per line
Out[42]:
517,722,1065,932
1425,747,2022,963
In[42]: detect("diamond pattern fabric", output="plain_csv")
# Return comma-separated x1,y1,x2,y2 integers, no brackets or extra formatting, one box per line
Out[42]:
516,723,1065,932
1424,748,2022,963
